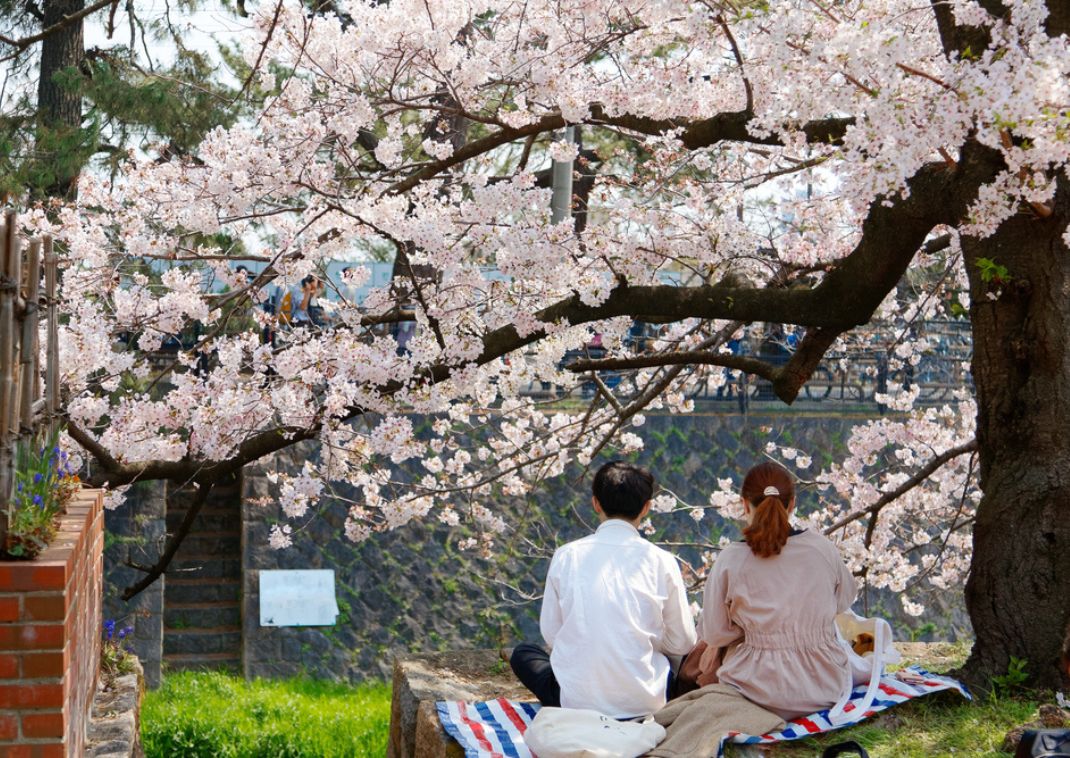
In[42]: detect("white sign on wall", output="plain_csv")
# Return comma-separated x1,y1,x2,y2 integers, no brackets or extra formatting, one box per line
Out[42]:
259,569,340,627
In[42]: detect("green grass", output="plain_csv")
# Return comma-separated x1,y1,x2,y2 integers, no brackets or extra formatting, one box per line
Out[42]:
763,693,1041,757
731,642,1045,757
141,671,391,757
142,649,1052,758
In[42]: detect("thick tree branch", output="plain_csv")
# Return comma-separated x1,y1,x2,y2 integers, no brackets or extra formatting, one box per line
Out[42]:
82,422,322,488
385,114,567,195
0,0,115,53
589,105,855,149
773,327,841,402
388,109,857,196
565,350,779,381
930,0,992,58
121,481,212,600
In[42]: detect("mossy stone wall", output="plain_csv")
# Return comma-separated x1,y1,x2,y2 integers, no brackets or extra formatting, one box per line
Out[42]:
240,410,970,681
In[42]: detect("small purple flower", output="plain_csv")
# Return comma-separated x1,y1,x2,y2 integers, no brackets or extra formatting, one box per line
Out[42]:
32,495,43,508
33,473,42,484
103,619,116,640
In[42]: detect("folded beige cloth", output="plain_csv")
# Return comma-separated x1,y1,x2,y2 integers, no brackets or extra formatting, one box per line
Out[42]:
645,683,786,758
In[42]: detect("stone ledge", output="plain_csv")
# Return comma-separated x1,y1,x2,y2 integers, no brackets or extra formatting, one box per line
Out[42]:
87,656,145,758
388,649,530,758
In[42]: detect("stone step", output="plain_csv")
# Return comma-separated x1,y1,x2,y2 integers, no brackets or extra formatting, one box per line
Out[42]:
166,508,241,523
169,475,240,493
165,578,241,604
164,513,241,533
163,652,241,673
165,604,241,630
167,557,242,580
164,628,242,656
166,500,241,517
175,535,242,555
166,599,240,608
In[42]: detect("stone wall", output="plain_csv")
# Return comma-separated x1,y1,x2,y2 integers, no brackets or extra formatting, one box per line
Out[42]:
240,410,971,682
87,656,145,758
102,481,166,689
0,489,104,756
98,409,971,685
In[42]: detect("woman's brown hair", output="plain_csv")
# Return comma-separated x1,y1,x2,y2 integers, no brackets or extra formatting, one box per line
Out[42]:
740,461,795,558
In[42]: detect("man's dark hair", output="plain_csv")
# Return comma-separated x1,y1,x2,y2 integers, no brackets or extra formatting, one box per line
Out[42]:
592,461,655,520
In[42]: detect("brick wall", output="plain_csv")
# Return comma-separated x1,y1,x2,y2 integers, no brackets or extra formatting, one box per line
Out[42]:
0,489,104,757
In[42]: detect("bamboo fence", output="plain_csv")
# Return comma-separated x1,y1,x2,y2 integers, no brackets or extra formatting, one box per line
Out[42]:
0,210,60,546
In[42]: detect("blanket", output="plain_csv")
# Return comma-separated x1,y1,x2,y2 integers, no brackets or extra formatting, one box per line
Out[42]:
436,666,969,758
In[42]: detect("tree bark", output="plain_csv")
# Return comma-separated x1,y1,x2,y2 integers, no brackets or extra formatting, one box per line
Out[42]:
36,0,85,199
962,178,1070,691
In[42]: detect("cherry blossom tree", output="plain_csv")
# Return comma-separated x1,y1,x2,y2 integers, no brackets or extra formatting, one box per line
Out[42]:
20,0,1070,689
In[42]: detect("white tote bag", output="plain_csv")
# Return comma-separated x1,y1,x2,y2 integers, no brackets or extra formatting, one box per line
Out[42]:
827,611,901,726
523,707,666,758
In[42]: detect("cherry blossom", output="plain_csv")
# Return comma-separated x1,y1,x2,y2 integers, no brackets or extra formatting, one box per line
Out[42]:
33,0,1067,613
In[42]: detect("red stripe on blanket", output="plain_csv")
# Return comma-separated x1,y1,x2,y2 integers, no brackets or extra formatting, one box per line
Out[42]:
459,701,501,757
878,683,909,698
498,698,529,734
795,717,822,734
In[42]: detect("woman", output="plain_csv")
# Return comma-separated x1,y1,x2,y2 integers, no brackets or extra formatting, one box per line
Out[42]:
695,461,857,721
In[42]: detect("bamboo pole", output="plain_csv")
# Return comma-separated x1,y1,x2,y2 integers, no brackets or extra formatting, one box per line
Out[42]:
0,218,6,548
7,220,22,447
0,211,16,515
20,239,41,433
44,236,58,437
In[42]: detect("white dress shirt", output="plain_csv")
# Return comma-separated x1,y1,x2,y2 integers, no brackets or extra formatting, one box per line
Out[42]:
540,519,697,718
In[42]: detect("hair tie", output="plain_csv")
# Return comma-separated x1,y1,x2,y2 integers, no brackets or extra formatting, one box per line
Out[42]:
762,486,780,498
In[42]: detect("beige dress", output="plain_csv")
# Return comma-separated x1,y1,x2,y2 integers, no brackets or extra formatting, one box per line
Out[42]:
699,529,858,721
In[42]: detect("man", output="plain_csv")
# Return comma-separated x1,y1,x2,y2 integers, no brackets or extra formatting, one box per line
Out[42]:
510,462,697,718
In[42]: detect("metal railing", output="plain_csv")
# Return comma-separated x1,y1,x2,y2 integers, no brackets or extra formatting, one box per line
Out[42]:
519,322,973,411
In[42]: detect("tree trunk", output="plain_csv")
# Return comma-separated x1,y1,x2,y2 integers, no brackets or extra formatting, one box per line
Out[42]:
962,178,1070,691
36,0,85,200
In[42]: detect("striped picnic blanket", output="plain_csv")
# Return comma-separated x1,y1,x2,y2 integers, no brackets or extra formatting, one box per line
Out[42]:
436,666,969,758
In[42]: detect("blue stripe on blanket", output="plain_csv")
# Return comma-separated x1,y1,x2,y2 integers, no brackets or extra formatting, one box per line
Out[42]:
475,701,521,758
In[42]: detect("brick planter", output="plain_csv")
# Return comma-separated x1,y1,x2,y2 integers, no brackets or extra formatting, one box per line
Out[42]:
0,489,104,757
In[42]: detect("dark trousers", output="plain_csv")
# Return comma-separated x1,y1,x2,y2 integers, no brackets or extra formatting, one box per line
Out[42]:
509,643,676,708
509,643,561,707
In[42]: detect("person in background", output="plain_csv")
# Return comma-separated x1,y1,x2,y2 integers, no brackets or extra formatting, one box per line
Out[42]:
292,274,324,325
510,461,697,719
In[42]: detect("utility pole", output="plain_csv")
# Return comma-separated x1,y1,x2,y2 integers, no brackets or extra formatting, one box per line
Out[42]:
550,126,575,225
